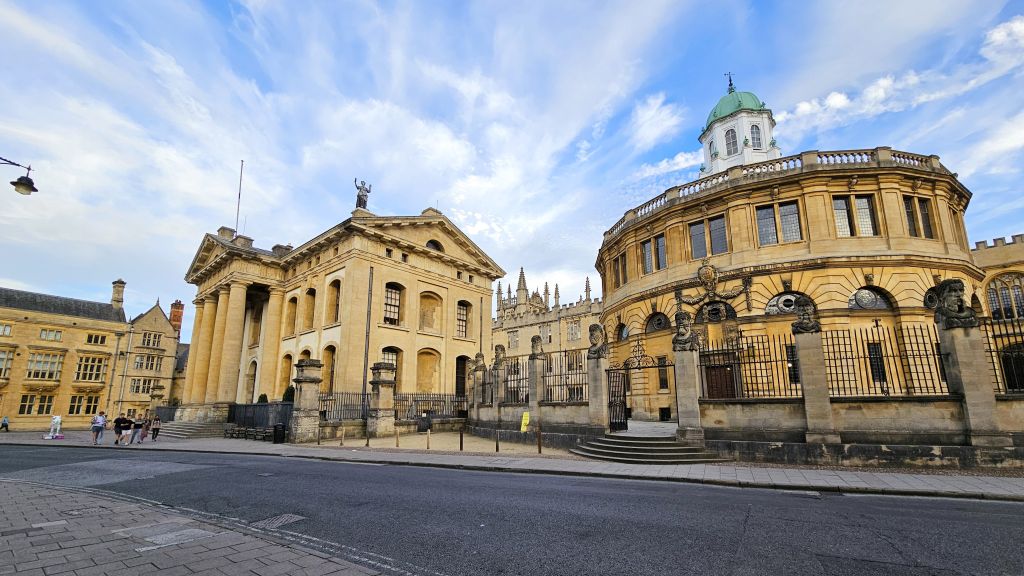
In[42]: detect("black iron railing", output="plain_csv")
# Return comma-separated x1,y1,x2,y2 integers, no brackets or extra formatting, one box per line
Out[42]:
228,402,294,429
394,393,467,420
698,334,800,399
983,317,1024,394
502,356,529,404
318,392,370,421
544,349,588,402
823,324,947,397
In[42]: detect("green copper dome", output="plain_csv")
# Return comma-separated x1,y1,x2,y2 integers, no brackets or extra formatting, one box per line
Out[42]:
705,89,766,129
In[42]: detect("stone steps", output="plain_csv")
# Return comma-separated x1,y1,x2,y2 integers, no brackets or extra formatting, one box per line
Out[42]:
571,434,730,465
156,422,227,439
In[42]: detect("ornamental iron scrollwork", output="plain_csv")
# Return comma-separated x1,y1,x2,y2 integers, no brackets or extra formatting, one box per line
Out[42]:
609,337,664,369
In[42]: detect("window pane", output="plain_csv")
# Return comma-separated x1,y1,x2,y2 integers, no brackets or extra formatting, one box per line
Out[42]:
655,235,667,270
709,216,728,255
690,222,707,259
1001,286,1015,319
989,288,1002,320
1014,285,1024,317
641,240,653,274
833,197,853,237
725,129,738,155
867,342,887,384
756,206,778,245
619,254,628,283
779,202,802,242
384,287,401,325
751,125,762,149
918,198,934,239
613,258,621,288
903,196,918,237
855,196,877,236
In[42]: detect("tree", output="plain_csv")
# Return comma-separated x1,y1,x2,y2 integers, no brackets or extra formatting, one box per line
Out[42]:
282,386,295,402
257,393,269,403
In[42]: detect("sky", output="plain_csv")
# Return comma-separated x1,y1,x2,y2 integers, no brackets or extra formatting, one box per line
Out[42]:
2,0,1024,343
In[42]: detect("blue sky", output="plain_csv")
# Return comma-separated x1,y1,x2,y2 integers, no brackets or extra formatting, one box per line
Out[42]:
2,0,1023,342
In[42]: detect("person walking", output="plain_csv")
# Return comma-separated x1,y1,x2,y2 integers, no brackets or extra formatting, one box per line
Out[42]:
0,416,8,432
150,416,162,442
130,416,144,445
90,411,107,445
139,416,150,443
112,413,130,446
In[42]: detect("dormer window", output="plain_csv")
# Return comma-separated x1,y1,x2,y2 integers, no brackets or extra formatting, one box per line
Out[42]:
751,125,762,149
426,239,444,252
725,129,738,156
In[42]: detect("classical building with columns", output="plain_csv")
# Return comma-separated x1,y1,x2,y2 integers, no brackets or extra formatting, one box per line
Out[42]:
178,206,504,422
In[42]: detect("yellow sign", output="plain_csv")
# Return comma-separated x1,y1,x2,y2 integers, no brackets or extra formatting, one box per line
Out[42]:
520,412,530,432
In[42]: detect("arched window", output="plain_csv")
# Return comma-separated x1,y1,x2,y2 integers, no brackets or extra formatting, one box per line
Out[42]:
645,312,671,333
302,288,316,331
382,346,403,388
384,282,404,326
750,125,762,149
327,279,341,324
419,292,443,332
278,354,293,399
709,139,717,157
426,239,444,252
322,345,337,393
285,296,298,335
987,273,1024,320
245,361,258,402
416,349,441,393
848,287,894,310
765,292,813,315
725,129,738,155
616,323,629,342
248,301,263,346
456,300,472,338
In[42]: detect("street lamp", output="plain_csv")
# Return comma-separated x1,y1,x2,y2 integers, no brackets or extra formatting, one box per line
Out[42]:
1,156,38,195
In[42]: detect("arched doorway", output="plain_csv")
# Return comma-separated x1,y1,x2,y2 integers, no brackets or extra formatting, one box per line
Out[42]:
244,360,258,403
455,355,470,396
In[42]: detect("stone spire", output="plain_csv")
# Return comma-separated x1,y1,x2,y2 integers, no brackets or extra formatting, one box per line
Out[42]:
585,277,592,301
495,280,503,310
554,284,560,307
543,282,550,309
516,267,528,305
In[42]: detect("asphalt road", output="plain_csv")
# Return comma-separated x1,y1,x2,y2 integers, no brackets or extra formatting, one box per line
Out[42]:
1,445,1022,576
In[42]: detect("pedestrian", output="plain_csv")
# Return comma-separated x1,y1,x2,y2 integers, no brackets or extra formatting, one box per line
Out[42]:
150,416,161,442
112,413,130,446
130,416,144,444
0,416,8,432
90,411,107,445
140,417,150,443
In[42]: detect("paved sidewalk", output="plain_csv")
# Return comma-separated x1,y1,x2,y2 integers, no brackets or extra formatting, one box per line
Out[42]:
3,431,1024,501
0,479,375,576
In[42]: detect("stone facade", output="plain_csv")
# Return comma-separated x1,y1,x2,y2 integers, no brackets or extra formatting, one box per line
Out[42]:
179,206,504,420
0,281,184,430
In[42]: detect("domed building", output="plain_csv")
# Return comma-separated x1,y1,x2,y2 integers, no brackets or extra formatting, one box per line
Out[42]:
597,81,980,423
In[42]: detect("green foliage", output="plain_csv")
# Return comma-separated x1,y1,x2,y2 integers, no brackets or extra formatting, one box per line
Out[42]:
257,393,269,404
282,386,295,402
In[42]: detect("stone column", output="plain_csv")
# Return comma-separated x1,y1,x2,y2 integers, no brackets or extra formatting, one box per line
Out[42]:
204,286,231,403
939,326,1012,447
367,362,397,438
181,298,204,404
794,331,840,444
189,297,219,405
529,351,547,432
673,348,704,446
257,288,284,400
217,281,250,403
587,355,609,430
289,359,323,443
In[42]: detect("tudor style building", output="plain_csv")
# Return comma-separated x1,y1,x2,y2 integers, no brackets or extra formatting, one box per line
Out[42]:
597,83,980,421
178,206,504,421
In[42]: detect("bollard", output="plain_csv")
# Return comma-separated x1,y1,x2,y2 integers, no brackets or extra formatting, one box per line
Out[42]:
365,427,370,448
395,424,400,447
339,426,345,447
459,428,464,451
537,421,542,454
495,428,500,453
426,428,431,450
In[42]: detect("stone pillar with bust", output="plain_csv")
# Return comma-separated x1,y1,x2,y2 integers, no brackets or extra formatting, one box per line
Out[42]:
289,359,323,443
931,280,1012,447
586,324,610,430
791,296,841,444
217,281,250,403
671,311,704,446
528,336,546,427
367,362,397,438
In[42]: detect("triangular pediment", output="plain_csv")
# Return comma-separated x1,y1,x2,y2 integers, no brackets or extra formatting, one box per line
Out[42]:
185,234,232,282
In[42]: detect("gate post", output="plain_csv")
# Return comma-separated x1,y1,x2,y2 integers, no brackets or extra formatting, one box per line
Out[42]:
528,337,546,428
791,298,840,444
586,324,609,429
289,359,323,443
672,311,704,446
367,362,396,438
933,280,1011,447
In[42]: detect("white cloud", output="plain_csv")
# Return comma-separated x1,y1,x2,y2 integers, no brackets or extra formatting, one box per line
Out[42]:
628,93,685,153
632,149,703,180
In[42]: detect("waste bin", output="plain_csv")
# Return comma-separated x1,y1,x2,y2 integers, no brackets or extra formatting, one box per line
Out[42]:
272,423,286,444
416,412,433,433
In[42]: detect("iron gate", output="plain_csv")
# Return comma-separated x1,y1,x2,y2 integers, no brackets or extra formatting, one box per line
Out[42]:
607,371,628,431
605,337,675,431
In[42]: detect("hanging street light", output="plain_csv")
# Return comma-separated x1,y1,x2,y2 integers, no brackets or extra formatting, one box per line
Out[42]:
1,156,38,195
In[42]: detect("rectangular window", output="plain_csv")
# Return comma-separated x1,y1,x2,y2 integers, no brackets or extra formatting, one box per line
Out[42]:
917,198,934,239
130,378,157,394
834,195,878,237
86,334,107,345
785,344,800,385
37,395,54,415
384,286,401,326
657,356,669,390
381,349,398,369
689,221,707,259
618,253,627,284
709,216,728,255
69,395,84,415
640,234,666,274
655,234,667,270
779,202,801,242
26,352,64,380
127,408,137,418
141,332,162,348
641,239,653,274
135,354,162,371
540,324,552,344
75,356,108,382
509,330,519,350
0,324,10,337
612,257,621,288
867,342,887,384
833,197,854,237
85,396,99,415
385,248,393,258
567,320,581,341
0,349,11,378
756,205,778,246
903,196,919,237
18,395,35,415
39,329,62,342
854,196,877,236
456,303,469,338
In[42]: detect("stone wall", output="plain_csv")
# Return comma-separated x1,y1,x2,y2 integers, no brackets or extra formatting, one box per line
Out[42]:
831,397,967,445
700,399,806,442
995,396,1024,447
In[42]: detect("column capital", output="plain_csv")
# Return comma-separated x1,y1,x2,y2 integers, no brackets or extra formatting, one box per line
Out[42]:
269,286,287,295
193,297,205,306
230,279,253,289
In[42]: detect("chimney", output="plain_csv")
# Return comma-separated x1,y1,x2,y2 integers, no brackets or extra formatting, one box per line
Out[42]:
231,235,253,249
217,226,236,239
111,279,126,310
169,299,185,333
272,244,292,257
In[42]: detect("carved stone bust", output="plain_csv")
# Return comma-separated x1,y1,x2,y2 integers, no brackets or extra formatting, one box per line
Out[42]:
586,323,608,359
672,310,697,351
492,344,506,369
529,335,544,359
934,279,979,329
474,351,487,373
790,295,821,334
